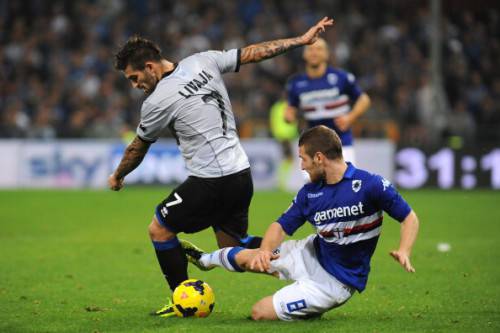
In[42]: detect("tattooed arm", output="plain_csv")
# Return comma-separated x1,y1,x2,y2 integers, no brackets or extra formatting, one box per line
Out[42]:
108,136,151,191
240,17,334,65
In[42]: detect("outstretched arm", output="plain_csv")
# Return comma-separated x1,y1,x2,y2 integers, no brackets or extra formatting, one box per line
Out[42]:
240,17,334,65
108,136,151,191
249,222,287,272
390,210,419,272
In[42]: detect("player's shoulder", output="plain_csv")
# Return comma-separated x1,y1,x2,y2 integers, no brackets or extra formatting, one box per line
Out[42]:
351,166,374,179
188,49,233,62
176,50,216,67
327,66,346,75
178,51,203,65
352,166,378,180
351,166,394,194
142,82,178,112
327,66,356,83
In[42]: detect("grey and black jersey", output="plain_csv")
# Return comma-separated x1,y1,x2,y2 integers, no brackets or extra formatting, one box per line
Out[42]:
136,49,250,178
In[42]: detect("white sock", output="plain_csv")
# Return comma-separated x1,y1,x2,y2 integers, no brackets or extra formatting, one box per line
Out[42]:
200,247,243,272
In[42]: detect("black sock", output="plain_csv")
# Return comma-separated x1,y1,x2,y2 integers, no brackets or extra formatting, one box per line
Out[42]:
241,235,262,249
152,238,188,291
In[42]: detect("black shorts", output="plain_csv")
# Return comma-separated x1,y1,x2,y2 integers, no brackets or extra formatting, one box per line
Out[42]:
155,168,253,240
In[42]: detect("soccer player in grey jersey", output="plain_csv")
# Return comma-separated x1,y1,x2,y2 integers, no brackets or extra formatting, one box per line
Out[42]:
109,17,334,317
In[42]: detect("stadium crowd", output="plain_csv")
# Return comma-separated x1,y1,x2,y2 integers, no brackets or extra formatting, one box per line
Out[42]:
0,0,498,146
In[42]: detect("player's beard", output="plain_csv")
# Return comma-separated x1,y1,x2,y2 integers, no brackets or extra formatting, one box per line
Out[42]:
307,62,321,69
308,165,326,183
143,72,158,96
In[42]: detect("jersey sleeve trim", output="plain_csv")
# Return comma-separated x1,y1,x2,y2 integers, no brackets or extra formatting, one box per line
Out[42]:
235,48,241,72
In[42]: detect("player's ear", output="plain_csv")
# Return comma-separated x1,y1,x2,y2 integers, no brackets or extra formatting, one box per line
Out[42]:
144,62,154,72
314,152,322,163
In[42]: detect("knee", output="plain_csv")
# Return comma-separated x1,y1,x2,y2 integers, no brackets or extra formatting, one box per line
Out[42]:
148,217,175,241
250,296,278,321
251,302,276,321
251,304,265,321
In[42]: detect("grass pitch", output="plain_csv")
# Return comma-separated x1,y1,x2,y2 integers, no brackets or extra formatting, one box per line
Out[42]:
0,188,499,332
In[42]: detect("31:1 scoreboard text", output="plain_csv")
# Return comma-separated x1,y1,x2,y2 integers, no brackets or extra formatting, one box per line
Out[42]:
395,148,500,189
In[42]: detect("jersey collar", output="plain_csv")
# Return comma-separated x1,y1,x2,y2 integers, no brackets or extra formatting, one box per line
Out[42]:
317,162,356,188
161,63,178,79
343,162,356,179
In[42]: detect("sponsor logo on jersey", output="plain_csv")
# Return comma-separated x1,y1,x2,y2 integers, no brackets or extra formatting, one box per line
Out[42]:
307,192,324,199
299,87,339,104
313,202,365,223
178,70,214,98
352,180,362,192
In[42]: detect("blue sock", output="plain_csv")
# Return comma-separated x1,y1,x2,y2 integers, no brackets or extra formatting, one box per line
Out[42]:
227,247,245,272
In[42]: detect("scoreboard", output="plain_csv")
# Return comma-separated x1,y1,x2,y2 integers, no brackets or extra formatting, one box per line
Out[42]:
395,147,500,189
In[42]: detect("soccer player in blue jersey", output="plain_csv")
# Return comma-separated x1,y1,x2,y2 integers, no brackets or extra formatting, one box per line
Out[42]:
182,125,419,321
285,38,371,163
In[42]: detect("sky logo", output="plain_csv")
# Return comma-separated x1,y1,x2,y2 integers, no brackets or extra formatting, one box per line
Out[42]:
28,149,103,187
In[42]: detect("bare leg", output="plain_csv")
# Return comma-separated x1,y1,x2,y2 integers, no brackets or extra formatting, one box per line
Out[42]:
148,216,176,241
214,230,240,248
251,296,279,320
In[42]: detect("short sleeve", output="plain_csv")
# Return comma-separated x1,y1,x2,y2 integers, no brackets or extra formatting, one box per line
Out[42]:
344,71,362,101
286,79,300,108
277,188,307,235
199,49,241,74
369,175,411,222
136,102,172,143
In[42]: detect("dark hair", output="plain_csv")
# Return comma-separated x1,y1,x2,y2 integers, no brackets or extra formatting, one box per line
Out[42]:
114,36,163,71
298,125,343,160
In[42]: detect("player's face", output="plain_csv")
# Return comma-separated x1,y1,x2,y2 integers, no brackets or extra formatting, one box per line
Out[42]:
299,145,325,183
303,39,329,67
124,64,158,95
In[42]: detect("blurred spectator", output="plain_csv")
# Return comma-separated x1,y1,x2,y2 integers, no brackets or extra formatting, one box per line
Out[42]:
0,101,29,138
446,100,476,143
0,0,497,147
27,103,57,140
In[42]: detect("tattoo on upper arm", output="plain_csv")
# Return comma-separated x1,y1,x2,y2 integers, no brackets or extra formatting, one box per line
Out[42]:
240,37,303,64
114,136,151,179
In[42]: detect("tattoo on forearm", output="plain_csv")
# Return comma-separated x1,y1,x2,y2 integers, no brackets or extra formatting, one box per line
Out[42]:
114,136,150,179
240,37,303,64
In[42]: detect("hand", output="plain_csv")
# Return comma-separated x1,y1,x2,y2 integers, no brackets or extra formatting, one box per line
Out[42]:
390,250,415,273
249,250,279,273
300,17,335,45
108,173,124,191
334,114,353,131
284,106,297,123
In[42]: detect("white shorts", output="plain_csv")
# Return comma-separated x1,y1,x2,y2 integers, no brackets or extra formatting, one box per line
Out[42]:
268,235,355,321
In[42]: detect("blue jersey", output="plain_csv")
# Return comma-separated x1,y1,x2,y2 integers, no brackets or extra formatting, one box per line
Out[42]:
277,163,411,292
286,67,363,146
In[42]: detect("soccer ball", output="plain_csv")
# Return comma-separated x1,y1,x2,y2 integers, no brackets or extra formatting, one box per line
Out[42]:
172,279,215,318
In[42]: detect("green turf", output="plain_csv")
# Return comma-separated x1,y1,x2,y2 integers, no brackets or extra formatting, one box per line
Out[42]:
0,188,499,332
